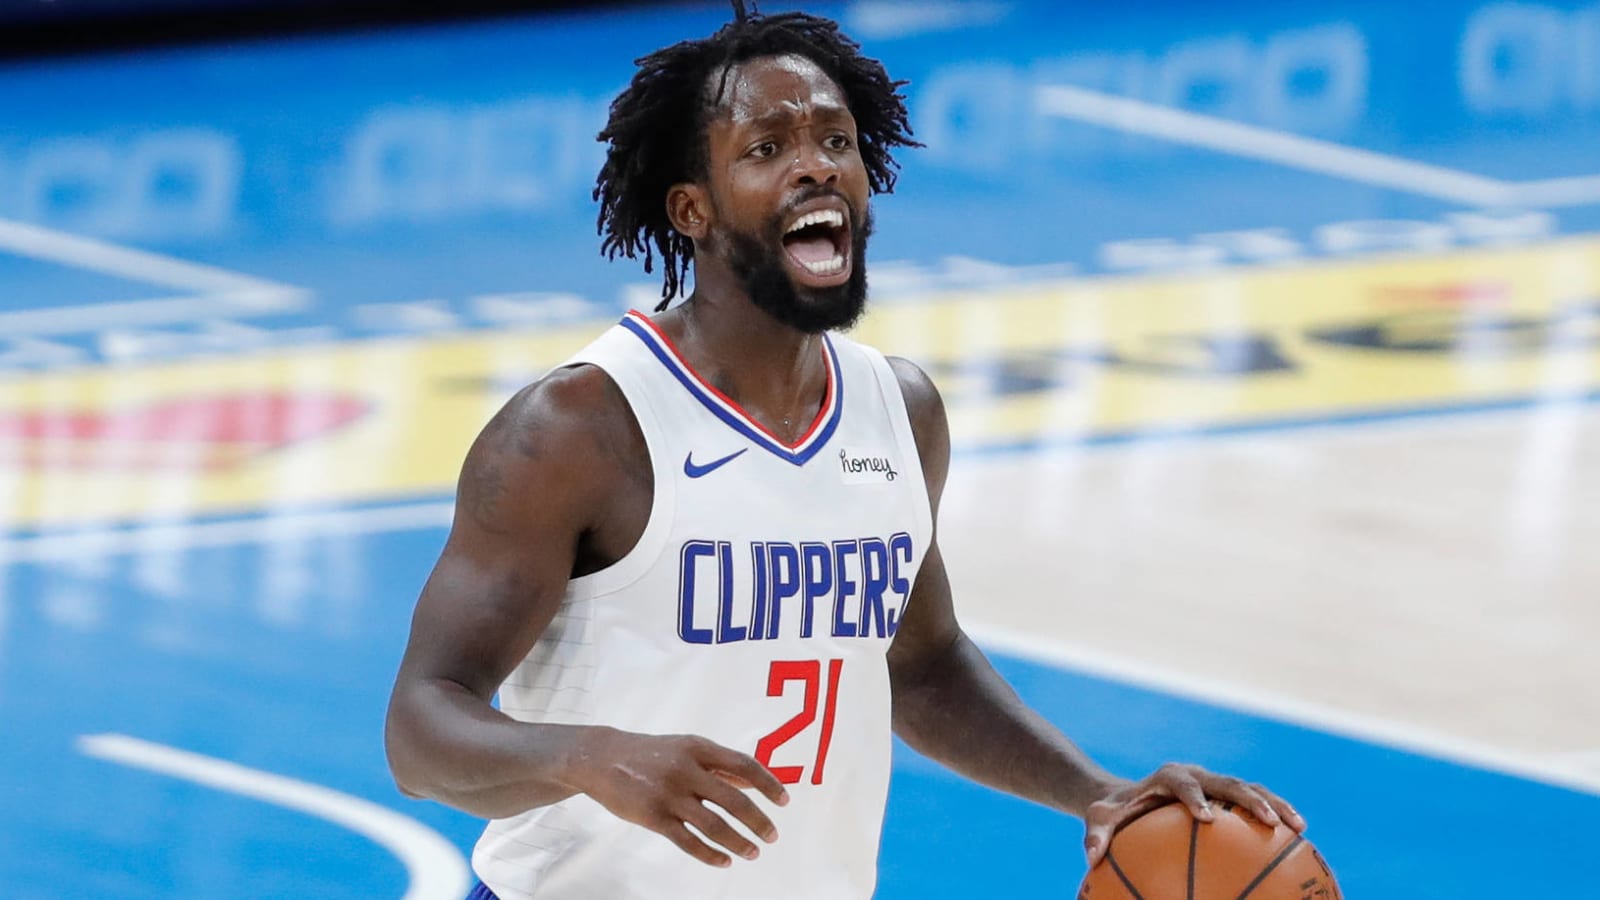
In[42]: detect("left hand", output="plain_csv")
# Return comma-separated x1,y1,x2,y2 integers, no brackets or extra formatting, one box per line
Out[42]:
1082,763,1307,867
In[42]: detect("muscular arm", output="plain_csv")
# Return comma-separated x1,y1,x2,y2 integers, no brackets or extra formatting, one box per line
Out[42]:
384,366,787,866
384,366,628,818
884,357,1122,818
885,359,1305,863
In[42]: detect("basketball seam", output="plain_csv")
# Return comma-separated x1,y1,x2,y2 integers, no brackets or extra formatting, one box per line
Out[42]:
1232,835,1306,900
1186,817,1199,900
1106,850,1148,900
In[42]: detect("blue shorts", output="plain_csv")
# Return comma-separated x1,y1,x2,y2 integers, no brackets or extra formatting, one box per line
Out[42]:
467,881,499,900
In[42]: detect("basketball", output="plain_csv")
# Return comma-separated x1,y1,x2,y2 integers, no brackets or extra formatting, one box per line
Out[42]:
1078,802,1342,900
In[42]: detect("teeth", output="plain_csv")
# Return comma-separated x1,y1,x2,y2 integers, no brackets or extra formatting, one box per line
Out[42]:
800,253,847,276
786,209,846,234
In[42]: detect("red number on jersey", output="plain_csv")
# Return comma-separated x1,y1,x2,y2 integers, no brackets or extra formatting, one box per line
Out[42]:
754,658,844,786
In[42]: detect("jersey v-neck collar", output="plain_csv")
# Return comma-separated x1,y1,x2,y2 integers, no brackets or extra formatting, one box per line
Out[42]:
619,310,843,466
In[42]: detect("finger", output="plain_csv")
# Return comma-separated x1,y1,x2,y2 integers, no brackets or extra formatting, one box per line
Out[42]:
1159,767,1215,823
1203,777,1280,827
1246,783,1306,832
699,743,791,807
1123,792,1179,823
712,769,755,789
1080,784,1177,867
661,820,732,868
681,799,762,861
702,775,780,844
1277,798,1308,833
1083,819,1113,868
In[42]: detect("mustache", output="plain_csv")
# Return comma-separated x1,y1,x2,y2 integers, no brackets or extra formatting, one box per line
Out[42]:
771,188,864,231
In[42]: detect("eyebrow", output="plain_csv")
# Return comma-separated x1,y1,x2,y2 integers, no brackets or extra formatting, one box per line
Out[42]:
738,103,853,133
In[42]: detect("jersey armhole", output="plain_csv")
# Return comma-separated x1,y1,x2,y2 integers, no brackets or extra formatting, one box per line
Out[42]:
861,347,936,543
559,356,677,599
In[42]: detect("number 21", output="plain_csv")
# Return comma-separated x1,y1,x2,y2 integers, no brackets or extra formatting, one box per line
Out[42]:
754,658,843,785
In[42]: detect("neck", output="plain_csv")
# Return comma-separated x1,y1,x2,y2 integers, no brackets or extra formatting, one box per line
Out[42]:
655,259,828,438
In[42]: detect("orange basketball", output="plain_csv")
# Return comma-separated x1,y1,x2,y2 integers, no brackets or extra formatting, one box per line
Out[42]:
1078,802,1342,900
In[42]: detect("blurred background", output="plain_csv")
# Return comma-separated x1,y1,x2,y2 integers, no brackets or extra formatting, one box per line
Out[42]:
2,0,1598,896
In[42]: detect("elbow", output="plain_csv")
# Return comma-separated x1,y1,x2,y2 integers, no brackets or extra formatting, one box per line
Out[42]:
382,710,508,816
383,703,432,801
386,738,448,804
387,745,425,800
384,741,461,808
891,630,965,697
384,746,422,800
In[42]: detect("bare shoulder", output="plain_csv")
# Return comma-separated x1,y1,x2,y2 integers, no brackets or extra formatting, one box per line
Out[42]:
886,356,942,417
402,363,646,703
483,363,636,455
885,356,950,498
886,356,948,452
459,363,645,536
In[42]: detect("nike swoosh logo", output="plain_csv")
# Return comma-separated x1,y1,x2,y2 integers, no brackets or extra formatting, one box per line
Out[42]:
684,448,748,478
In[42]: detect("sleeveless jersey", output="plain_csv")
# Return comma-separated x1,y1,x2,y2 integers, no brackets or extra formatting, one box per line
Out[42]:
472,310,934,899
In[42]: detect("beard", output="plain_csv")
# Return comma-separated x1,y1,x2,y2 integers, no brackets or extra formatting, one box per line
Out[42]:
715,200,873,335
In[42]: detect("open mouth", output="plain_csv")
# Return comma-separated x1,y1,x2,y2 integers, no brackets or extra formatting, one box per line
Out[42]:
780,207,852,286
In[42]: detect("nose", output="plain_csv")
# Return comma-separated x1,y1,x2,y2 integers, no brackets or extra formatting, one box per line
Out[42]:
792,140,840,187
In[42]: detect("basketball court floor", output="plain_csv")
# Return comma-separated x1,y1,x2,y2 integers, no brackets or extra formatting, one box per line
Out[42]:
3,0,1599,896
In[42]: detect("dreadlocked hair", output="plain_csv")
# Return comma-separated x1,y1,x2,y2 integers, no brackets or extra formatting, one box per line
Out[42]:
594,4,920,310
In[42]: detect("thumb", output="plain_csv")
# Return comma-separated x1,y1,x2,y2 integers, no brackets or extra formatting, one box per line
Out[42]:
1083,825,1112,867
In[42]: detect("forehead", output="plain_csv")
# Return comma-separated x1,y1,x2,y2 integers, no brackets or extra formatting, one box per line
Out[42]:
707,54,851,128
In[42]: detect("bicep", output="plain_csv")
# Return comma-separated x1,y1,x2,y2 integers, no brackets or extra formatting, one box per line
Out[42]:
885,355,961,682
401,520,577,703
886,538,961,685
395,378,610,702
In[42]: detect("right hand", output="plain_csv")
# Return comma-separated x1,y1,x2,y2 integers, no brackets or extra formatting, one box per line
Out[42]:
567,727,791,867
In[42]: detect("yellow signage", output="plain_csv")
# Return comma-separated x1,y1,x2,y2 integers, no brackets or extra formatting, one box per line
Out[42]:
858,236,1600,447
3,236,1597,527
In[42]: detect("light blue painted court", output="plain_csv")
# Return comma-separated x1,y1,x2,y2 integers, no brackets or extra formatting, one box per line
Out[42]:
3,1,1599,897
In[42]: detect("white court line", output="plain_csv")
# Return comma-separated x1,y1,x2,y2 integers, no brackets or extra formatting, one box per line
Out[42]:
0,217,308,335
11,497,1600,805
0,502,455,565
1035,84,1600,211
79,733,470,900
0,218,282,293
1514,174,1600,209
0,289,310,336
965,623,1600,799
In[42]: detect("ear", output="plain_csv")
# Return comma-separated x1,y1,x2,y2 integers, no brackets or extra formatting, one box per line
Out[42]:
666,182,712,241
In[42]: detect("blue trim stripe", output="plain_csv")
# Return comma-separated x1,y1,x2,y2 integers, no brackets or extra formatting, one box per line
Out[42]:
618,313,844,466
807,342,844,459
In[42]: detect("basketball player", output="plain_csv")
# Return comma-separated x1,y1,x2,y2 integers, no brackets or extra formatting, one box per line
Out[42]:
384,7,1306,899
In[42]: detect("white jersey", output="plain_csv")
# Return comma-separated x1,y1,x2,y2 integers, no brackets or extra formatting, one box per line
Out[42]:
472,310,934,899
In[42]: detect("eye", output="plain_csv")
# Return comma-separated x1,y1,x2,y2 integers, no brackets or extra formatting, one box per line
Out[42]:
750,141,779,159
826,133,853,151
